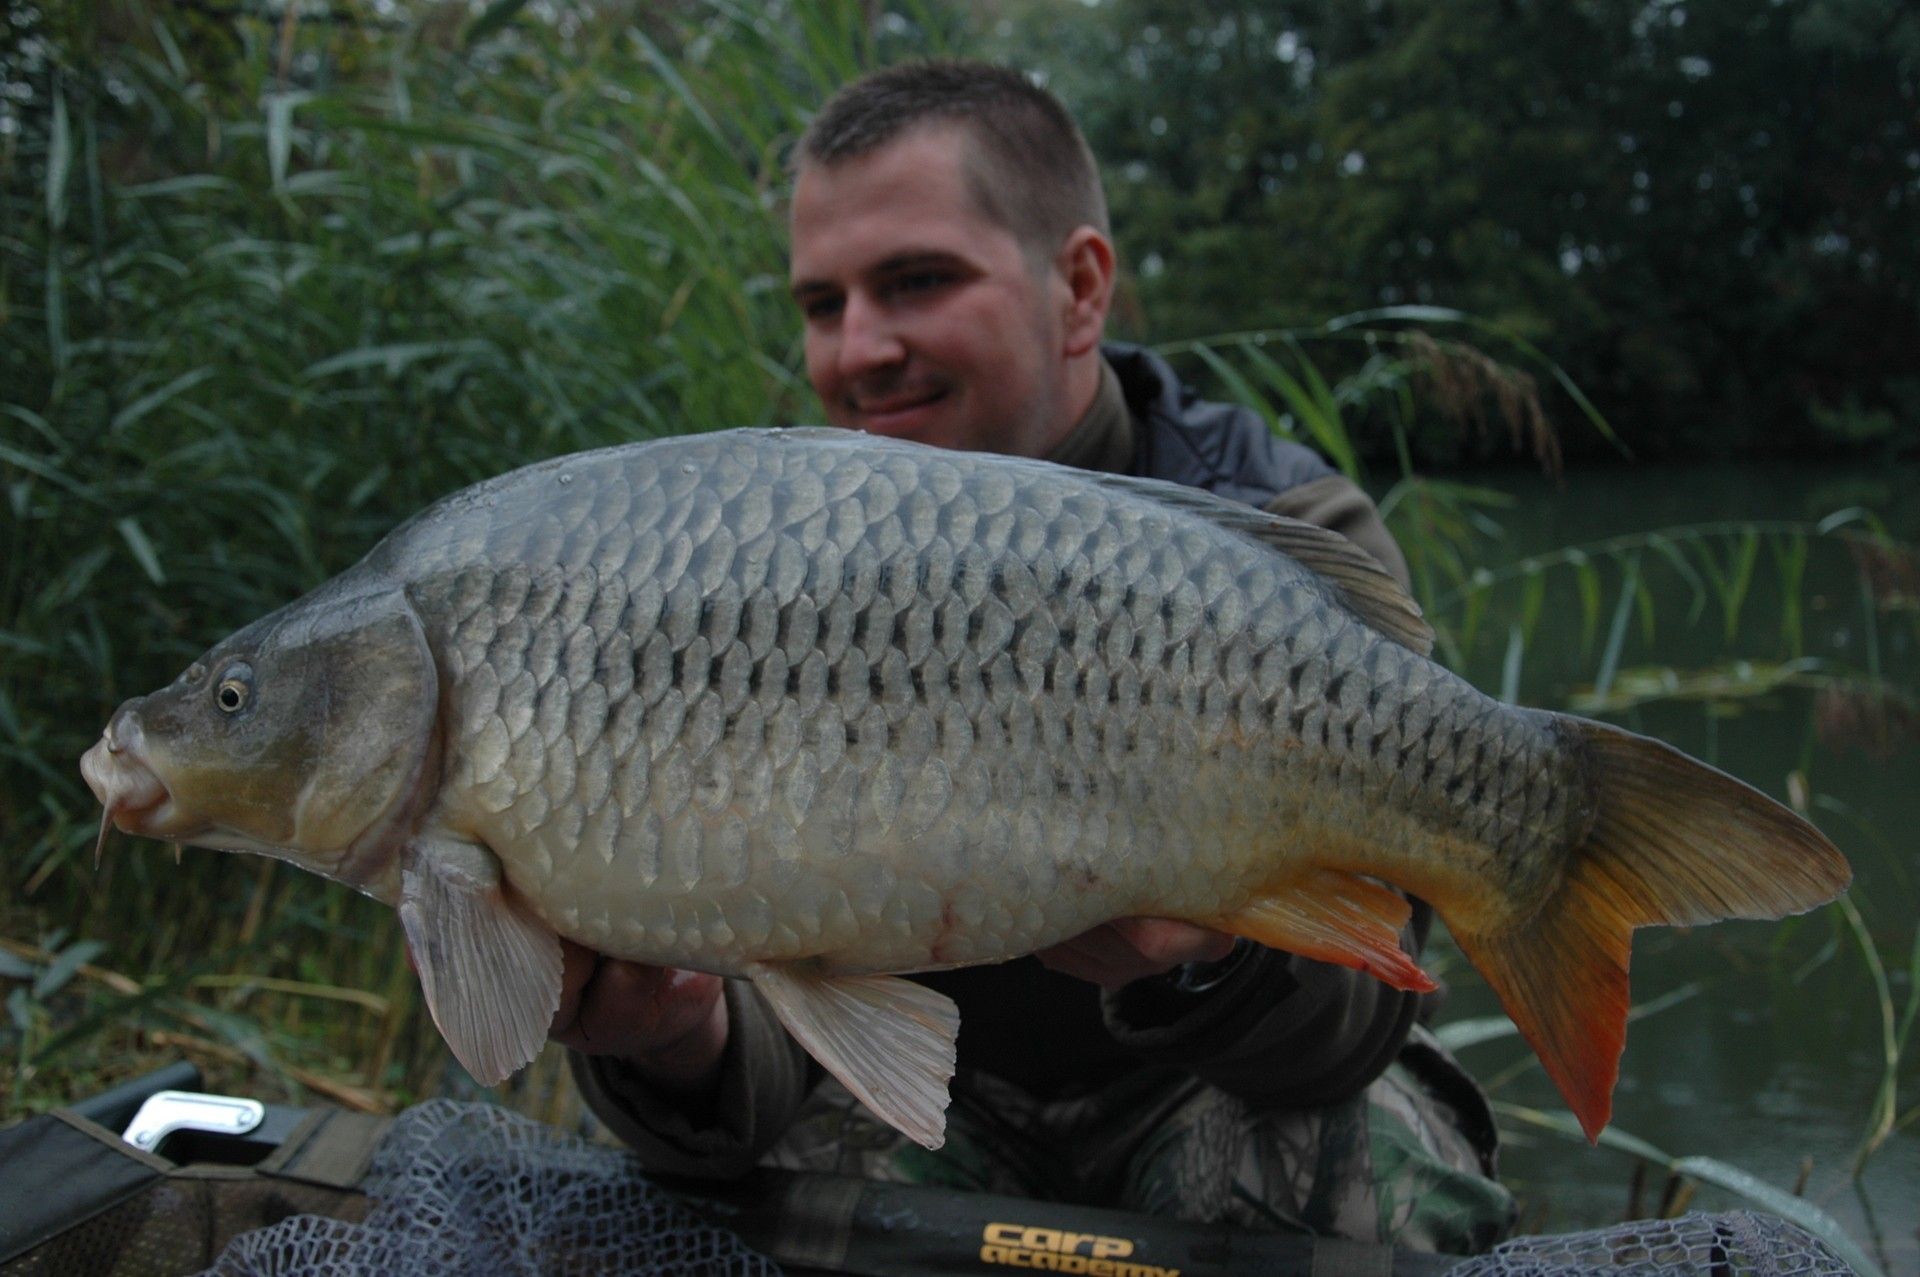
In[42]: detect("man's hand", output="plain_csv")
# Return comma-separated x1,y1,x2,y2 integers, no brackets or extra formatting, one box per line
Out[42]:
550,938,730,1104
1034,919,1235,990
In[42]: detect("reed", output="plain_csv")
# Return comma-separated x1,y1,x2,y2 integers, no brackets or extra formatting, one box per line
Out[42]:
3,0,877,1114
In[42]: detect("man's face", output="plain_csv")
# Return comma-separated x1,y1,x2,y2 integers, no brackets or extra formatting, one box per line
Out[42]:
789,126,1075,458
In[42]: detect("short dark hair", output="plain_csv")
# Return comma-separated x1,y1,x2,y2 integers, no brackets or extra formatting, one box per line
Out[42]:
795,60,1109,263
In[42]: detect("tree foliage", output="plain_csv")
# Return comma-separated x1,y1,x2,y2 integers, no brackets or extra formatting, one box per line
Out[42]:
987,0,1920,462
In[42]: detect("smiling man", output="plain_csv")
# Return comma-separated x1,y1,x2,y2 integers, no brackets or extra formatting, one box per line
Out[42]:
559,61,1512,1253
787,108,1110,458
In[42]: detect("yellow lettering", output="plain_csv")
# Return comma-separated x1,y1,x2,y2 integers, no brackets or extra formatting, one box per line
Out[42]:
979,1224,1174,1277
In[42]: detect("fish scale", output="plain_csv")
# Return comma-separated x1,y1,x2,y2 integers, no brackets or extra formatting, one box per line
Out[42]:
82,427,1850,1149
445,437,1274,967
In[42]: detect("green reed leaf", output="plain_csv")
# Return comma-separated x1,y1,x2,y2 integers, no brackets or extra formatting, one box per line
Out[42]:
1645,532,1707,627
1834,893,1900,1176
1770,533,1809,655
1245,341,1360,479
265,93,311,194
1671,1156,1883,1277
1190,343,1285,439
32,940,106,1001
1569,551,1601,656
1499,623,1524,703
1492,1102,1883,1276
114,518,166,585
1594,553,1641,703
111,367,216,433
1514,566,1546,646
46,85,71,231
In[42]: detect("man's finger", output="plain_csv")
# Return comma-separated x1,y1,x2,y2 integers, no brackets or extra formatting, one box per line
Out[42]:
1036,919,1237,988
1111,918,1235,967
551,938,600,1037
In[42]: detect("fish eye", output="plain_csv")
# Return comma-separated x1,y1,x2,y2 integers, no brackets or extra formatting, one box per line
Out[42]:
214,663,254,715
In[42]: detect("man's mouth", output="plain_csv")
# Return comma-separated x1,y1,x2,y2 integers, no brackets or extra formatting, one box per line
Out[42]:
849,386,949,432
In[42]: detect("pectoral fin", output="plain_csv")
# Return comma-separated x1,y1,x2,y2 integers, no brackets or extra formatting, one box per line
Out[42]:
399,834,563,1086
1208,868,1436,993
747,963,959,1150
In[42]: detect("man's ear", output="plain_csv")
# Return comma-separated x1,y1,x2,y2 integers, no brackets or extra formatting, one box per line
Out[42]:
1056,226,1116,358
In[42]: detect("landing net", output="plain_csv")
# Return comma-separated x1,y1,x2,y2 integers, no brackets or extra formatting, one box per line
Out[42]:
197,1099,781,1276
1452,1211,1858,1277
195,1100,1858,1276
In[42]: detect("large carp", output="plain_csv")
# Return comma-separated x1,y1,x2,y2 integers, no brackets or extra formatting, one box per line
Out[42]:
81,428,1849,1147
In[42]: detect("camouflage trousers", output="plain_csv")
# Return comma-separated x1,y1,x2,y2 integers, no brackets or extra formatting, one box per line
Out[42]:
760,1025,1515,1255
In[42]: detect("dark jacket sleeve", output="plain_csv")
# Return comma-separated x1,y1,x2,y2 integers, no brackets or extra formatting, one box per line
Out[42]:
1102,472,1431,1107
567,979,814,1179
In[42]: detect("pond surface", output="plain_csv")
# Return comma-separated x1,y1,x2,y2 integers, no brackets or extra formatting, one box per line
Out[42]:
1415,458,1918,1271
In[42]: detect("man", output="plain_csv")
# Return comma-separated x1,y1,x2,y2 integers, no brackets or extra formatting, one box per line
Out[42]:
553,61,1512,1252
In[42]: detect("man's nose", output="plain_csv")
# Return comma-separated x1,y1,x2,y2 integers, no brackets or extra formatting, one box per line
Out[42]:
836,292,905,377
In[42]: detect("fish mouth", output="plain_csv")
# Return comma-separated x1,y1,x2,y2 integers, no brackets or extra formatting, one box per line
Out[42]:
79,713,206,854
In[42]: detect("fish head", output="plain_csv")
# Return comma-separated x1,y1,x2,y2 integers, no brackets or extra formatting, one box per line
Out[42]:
79,589,439,900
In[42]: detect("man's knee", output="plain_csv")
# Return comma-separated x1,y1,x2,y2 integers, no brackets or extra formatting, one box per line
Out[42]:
1118,1062,1513,1252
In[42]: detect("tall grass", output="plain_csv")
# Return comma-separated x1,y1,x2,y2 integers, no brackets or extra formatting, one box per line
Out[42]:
2,0,906,1110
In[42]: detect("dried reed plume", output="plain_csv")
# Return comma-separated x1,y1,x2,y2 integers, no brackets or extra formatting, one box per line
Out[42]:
1407,330,1563,474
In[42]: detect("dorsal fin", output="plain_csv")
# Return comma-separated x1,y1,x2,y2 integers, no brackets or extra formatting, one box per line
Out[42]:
1236,510,1434,655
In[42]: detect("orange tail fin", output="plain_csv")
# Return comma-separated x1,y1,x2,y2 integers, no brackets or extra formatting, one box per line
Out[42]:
1449,718,1850,1141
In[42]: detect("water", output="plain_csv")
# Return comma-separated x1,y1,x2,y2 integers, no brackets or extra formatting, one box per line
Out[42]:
1417,459,1918,1270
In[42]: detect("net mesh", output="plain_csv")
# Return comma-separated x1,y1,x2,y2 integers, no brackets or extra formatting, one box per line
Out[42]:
1449,1211,1858,1277
191,1100,1859,1277
196,1100,781,1277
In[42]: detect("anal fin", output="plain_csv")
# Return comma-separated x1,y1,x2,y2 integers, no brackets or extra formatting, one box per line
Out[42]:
747,964,958,1150
1209,868,1436,993
399,834,563,1087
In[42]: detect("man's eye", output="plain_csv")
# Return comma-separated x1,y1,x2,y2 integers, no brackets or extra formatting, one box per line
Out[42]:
800,296,843,320
891,271,950,295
